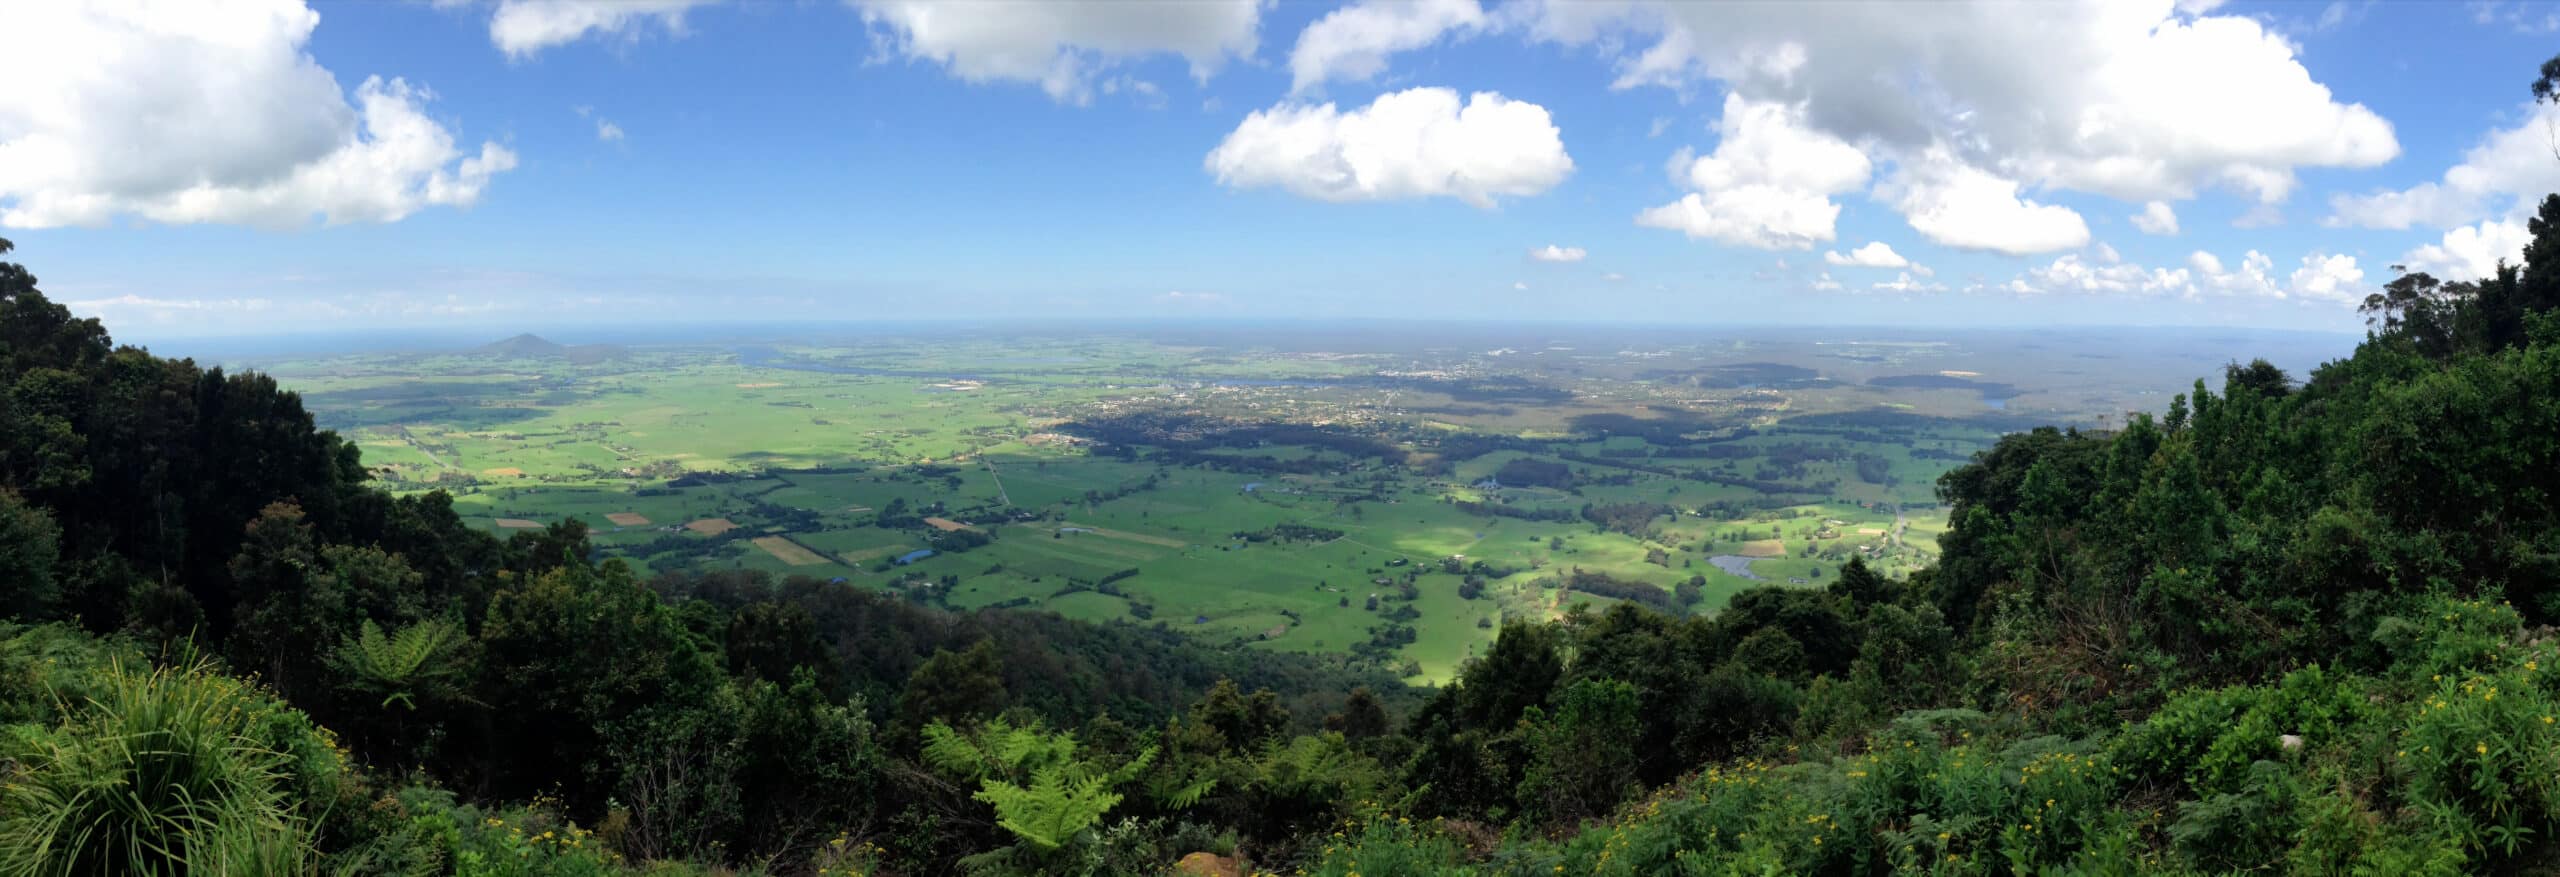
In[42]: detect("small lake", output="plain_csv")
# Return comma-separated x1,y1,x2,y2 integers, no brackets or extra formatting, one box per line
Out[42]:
1707,555,1765,580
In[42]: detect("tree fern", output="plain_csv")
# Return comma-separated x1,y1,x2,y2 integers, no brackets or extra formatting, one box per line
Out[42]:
327,618,470,710
973,747,1155,850
925,719,1158,854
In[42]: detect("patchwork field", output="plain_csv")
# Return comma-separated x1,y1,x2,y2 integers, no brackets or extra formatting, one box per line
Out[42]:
261,326,2326,682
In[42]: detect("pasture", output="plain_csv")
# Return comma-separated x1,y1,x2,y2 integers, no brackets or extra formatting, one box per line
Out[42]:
256,328,2149,682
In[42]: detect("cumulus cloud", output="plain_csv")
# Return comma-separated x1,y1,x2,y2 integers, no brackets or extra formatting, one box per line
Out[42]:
2132,200,2180,235
1882,149,2090,255
0,0,516,229
1810,272,1843,291
596,120,624,142
2328,101,2560,229
490,0,714,58
2399,219,2531,280
1635,94,1870,249
2010,251,2191,295
1289,0,1487,94
1823,241,1909,269
2179,248,2365,300
1206,87,1572,207
1544,1,2394,200
1516,0,2392,249
1989,246,2365,301
2190,249,2277,296
2287,252,2365,302
855,0,1260,104
1529,244,1586,262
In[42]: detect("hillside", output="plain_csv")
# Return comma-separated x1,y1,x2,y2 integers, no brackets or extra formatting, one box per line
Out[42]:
5,208,2560,871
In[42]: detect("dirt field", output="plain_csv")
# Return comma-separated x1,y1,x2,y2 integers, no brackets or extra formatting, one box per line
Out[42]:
752,536,828,566
1738,539,1787,558
685,518,741,536
605,512,651,526
923,517,975,532
495,518,542,529
1062,523,1190,548
483,467,526,477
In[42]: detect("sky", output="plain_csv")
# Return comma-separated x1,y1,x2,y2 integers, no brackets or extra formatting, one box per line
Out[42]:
7,0,2560,341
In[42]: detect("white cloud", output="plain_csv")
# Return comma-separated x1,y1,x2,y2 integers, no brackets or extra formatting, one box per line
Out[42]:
2471,1,2560,34
1156,289,1228,304
2287,252,2364,302
854,0,1260,104
2328,101,2560,229
1603,272,1626,281
1513,280,1529,290
2132,200,2180,234
1823,241,1909,268
1529,244,1586,262
596,120,624,142
2011,252,2191,295
1528,0,2394,208
1206,87,1573,207
0,0,516,229
1810,272,1843,291
2181,248,2362,300
1635,94,1870,250
67,294,276,316
2400,219,2531,280
1289,0,1486,95
490,0,714,58
2191,248,2277,296
1882,149,2090,255
1872,272,1945,293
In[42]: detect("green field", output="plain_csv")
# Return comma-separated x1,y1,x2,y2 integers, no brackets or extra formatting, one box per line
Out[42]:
263,328,2230,682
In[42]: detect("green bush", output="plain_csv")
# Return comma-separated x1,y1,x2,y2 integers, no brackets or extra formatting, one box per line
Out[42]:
2398,664,2560,858
0,657,323,876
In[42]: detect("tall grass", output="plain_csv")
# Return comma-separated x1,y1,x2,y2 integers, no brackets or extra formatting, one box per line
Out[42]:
0,657,317,875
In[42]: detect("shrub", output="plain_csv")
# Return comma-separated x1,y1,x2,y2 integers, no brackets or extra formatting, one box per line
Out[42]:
0,658,321,875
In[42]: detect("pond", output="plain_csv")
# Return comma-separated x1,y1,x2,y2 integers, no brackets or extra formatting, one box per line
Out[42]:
1707,555,1765,580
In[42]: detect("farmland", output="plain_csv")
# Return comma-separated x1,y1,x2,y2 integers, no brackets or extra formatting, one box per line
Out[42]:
260,323,2347,682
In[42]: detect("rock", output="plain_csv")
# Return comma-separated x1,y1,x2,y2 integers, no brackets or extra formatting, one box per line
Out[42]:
1174,852,1243,877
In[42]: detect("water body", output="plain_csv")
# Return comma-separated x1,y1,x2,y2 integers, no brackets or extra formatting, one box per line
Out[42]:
733,345,1345,389
1707,555,1765,580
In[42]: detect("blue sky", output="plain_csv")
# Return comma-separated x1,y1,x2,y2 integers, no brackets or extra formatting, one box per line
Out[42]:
9,0,2560,341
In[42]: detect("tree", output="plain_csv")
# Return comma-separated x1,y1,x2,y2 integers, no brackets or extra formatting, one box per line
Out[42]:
1189,678,1290,752
1325,686,1390,740
476,562,722,808
898,639,1008,729
1519,679,1641,829
0,489,61,619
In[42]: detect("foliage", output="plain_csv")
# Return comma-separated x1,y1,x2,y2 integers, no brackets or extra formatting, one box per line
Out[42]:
330,617,474,711
0,655,332,876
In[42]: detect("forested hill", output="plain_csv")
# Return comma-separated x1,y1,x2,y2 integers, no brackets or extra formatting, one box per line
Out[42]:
6,178,2560,871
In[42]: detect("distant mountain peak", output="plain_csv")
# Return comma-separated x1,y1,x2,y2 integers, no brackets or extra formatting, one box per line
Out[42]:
478,333,565,355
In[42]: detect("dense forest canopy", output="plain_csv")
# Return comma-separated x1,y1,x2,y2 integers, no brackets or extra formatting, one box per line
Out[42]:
12,62,2560,877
